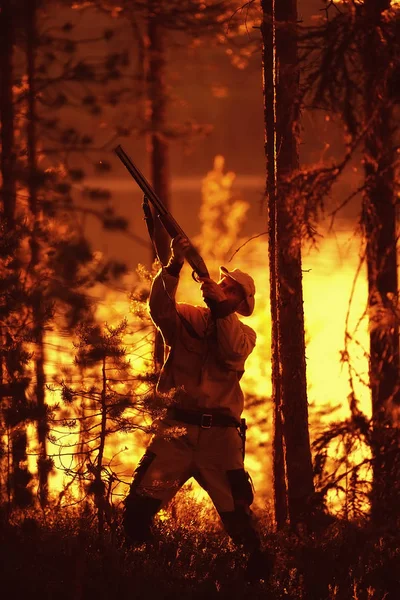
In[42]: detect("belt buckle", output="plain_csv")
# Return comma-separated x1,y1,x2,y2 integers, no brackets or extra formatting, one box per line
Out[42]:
201,413,212,428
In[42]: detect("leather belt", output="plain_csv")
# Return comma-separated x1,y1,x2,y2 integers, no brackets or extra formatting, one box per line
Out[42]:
167,407,239,429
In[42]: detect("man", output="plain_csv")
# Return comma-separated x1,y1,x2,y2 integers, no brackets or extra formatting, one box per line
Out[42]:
124,235,272,582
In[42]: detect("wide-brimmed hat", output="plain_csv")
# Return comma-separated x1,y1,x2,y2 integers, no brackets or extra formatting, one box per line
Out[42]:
219,266,255,316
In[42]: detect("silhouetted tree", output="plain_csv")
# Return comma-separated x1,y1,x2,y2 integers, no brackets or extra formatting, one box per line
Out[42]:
261,0,315,529
0,0,133,511
361,0,399,527
57,318,155,534
260,0,288,530
24,0,52,507
296,0,400,525
0,1,35,509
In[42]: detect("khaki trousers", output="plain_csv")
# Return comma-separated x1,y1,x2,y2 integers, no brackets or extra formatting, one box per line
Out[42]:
124,417,260,550
134,418,250,511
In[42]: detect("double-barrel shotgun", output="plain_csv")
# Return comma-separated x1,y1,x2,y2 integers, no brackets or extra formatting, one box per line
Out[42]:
114,144,209,281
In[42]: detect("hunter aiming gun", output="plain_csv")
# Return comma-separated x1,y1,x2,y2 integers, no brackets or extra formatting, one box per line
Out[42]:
114,144,209,280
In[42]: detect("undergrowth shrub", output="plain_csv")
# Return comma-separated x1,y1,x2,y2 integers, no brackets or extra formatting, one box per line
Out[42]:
1,491,399,600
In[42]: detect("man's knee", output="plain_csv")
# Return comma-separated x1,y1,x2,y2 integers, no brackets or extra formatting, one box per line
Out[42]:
226,468,254,507
219,468,260,550
123,491,162,545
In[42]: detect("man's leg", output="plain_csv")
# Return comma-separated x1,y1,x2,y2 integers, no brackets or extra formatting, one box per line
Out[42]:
218,469,273,583
195,427,273,582
217,468,259,549
123,421,192,546
123,450,162,544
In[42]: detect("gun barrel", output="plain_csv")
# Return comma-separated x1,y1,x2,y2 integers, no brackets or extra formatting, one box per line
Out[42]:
114,144,167,216
114,144,210,279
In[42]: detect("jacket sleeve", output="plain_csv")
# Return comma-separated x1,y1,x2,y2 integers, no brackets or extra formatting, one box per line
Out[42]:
215,314,256,367
148,267,180,346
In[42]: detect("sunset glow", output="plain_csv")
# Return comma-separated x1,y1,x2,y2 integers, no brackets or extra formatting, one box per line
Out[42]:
30,158,372,517
1,0,399,595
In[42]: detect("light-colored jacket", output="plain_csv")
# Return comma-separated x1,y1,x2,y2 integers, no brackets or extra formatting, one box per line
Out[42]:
149,268,256,422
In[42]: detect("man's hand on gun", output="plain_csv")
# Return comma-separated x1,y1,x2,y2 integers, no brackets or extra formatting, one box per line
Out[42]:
170,236,223,305
170,235,190,264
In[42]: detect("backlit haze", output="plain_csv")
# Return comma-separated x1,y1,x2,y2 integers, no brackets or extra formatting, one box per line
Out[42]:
39,155,370,516
25,0,377,517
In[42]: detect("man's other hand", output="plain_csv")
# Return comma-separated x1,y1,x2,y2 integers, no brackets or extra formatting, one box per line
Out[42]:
171,235,190,264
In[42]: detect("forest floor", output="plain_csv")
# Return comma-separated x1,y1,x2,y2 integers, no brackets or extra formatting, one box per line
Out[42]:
1,499,399,600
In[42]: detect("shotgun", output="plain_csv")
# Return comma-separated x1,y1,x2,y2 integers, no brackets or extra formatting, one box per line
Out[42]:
114,144,210,280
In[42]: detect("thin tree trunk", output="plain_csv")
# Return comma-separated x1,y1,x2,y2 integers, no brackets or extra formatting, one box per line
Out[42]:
362,0,400,527
0,0,17,223
128,8,147,125
147,5,171,369
95,356,108,536
26,0,49,507
275,0,314,526
148,14,171,266
261,0,288,530
78,367,89,498
0,1,33,509
0,338,4,504
11,429,33,507
0,0,16,509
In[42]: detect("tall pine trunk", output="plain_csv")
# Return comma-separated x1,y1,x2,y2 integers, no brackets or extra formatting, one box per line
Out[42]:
261,0,314,527
362,0,400,527
275,0,314,528
0,0,17,223
0,0,33,509
261,0,288,530
147,4,171,369
25,0,50,508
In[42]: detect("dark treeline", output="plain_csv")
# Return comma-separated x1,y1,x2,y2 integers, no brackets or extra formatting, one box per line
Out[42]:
0,0,400,598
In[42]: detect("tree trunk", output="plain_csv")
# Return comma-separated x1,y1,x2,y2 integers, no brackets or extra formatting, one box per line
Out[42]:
147,5,171,369
262,0,315,527
95,356,108,536
0,1,33,509
0,0,17,223
362,0,400,527
147,12,171,266
276,0,314,528
26,0,49,507
261,0,288,530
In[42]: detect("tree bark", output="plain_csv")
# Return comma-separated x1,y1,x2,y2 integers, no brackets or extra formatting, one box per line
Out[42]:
0,1,33,509
95,356,108,537
147,11,171,267
147,5,171,369
261,0,288,530
26,0,49,507
362,0,400,527
261,0,315,527
275,0,314,528
0,0,17,223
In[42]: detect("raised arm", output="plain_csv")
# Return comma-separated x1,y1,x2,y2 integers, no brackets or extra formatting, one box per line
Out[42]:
148,236,190,345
